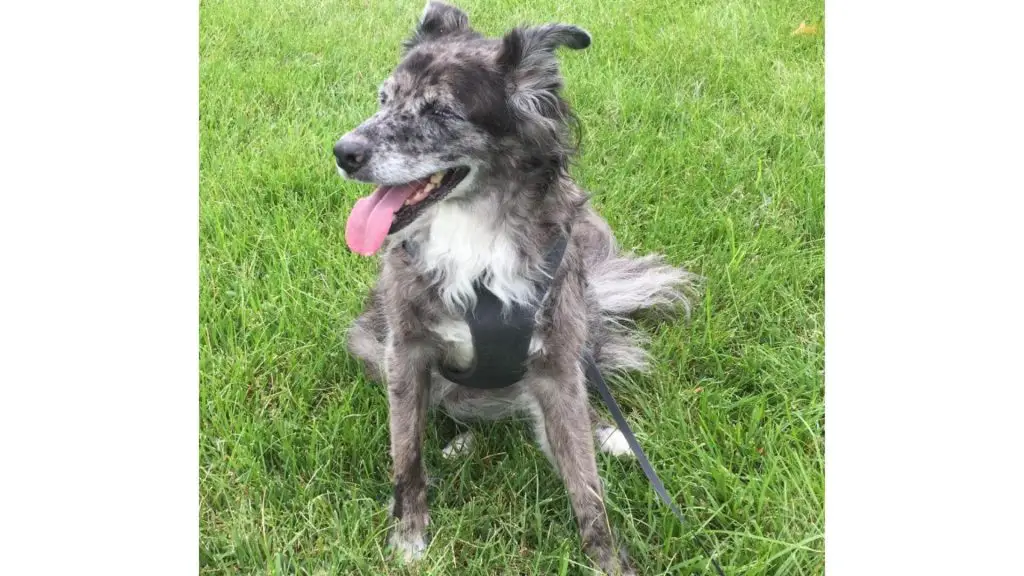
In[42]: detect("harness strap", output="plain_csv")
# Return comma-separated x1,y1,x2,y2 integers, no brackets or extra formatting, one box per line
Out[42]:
437,234,568,389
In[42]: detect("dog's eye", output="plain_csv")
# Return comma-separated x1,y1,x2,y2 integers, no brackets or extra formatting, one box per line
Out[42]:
421,101,459,119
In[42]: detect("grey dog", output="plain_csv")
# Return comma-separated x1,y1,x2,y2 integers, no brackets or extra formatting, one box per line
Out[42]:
334,2,697,573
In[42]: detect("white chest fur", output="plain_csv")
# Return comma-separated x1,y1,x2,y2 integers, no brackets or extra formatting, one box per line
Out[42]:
433,319,475,370
419,200,550,373
418,201,535,312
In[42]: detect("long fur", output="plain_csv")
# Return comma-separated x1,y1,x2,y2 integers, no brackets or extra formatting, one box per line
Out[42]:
335,3,699,573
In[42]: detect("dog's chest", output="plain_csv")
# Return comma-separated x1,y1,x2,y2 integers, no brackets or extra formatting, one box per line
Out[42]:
432,316,546,377
416,202,535,311
415,203,548,380
433,319,475,371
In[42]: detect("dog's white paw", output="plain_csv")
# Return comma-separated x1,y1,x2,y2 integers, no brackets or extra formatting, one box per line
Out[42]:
389,531,428,562
596,425,635,458
442,431,475,459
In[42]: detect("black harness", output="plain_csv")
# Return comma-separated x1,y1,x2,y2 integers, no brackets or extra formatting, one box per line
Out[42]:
407,234,726,575
436,234,568,389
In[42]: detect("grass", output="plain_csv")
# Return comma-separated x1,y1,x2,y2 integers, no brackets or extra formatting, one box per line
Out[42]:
199,0,824,574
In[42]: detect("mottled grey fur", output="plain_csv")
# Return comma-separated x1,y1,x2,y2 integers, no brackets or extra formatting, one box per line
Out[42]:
336,3,698,574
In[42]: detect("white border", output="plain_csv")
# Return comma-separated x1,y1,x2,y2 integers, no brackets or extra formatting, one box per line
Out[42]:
0,2,198,574
1,0,1022,573
827,0,1023,574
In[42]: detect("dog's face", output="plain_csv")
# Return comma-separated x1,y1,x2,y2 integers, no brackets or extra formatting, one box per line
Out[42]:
336,1,590,256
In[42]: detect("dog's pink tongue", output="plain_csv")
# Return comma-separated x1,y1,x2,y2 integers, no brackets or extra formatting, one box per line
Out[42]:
345,183,419,256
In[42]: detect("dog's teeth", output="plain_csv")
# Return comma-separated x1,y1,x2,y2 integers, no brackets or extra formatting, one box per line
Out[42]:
422,182,436,193
430,171,445,185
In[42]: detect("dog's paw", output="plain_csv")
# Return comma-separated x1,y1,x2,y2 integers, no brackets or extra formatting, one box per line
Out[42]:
386,501,430,563
617,560,638,576
596,425,635,458
603,550,638,576
389,529,428,563
441,431,475,459
589,544,637,576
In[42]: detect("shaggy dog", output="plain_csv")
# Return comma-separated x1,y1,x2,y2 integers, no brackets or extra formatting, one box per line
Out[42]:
335,3,696,573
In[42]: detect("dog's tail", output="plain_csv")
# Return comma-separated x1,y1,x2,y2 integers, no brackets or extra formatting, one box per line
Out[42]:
587,251,700,375
346,289,388,382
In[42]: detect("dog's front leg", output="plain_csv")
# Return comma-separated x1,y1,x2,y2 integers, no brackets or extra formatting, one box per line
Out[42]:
528,365,636,575
385,338,432,562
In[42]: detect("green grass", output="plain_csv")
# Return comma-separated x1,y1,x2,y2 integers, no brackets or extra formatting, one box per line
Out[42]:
199,0,824,574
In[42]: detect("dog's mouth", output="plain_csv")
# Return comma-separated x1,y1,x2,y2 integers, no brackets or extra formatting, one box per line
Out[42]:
345,167,470,256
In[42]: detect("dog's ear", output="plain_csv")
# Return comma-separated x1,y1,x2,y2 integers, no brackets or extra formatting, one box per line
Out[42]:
404,1,471,51
496,24,591,72
496,24,590,145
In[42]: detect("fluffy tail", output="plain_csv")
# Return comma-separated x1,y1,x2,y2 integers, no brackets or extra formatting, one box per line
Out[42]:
587,252,700,375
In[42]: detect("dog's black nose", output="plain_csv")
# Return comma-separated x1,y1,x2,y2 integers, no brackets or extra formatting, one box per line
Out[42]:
334,135,371,174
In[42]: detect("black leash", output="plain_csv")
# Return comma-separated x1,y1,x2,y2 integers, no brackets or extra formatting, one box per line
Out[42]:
584,354,726,576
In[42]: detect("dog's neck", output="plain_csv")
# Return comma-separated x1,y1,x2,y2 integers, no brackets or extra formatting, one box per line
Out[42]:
398,198,538,314
392,173,581,315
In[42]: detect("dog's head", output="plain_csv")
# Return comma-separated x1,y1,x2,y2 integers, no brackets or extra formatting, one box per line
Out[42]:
335,1,590,256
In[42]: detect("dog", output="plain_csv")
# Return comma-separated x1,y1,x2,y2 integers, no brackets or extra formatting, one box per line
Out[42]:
334,3,697,573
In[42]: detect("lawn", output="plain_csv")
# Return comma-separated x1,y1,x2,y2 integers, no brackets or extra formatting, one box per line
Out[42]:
199,0,824,574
